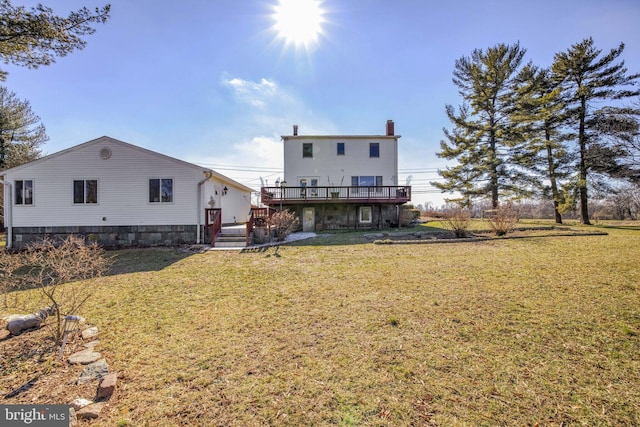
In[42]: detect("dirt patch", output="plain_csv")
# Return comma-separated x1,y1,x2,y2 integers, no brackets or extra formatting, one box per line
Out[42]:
0,323,98,404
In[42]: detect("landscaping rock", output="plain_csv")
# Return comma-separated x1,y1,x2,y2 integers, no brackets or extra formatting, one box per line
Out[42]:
76,402,105,420
69,398,93,410
97,372,117,399
82,326,99,340
68,348,102,365
77,358,109,385
84,339,100,349
5,308,51,335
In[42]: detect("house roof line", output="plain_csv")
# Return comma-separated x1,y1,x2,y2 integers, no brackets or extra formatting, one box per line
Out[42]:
0,135,254,193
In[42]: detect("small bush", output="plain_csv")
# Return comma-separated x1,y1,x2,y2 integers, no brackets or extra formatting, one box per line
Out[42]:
443,207,471,238
487,206,518,236
400,206,420,227
1,236,111,344
270,210,300,242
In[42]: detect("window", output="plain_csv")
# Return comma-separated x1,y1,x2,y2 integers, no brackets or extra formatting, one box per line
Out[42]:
303,143,313,158
359,206,372,223
337,142,345,155
369,142,380,158
149,178,173,203
73,180,98,204
351,176,383,186
15,180,33,205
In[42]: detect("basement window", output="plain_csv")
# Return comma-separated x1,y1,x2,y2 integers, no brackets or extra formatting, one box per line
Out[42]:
359,206,372,223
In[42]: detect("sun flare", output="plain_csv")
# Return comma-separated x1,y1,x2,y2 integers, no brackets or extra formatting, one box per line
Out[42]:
272,0,325,50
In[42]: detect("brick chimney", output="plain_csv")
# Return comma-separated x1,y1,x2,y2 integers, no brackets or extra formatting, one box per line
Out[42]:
293,125,298,136
386,120,394,136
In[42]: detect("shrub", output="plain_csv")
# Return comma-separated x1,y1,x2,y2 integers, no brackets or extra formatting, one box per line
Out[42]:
399,205,420,227
443,207,471,238
1,236,111,344
270,210,300,242
487,206,518,236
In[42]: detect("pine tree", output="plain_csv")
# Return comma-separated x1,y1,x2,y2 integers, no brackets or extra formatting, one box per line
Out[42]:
511,65,573,223
552,38,640,224
434,42,527,209
0,86,47,169
0,0,110,80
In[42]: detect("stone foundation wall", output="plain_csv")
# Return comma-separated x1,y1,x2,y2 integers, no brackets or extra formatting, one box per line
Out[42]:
10,225,198,249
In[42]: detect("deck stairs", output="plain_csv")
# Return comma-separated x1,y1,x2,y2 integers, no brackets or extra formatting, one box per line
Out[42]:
212,225,248,249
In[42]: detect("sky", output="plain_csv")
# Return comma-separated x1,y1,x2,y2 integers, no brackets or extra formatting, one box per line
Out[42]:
3,0,640,208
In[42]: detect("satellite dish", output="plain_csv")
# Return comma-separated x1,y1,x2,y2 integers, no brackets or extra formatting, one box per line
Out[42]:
405,175,413,186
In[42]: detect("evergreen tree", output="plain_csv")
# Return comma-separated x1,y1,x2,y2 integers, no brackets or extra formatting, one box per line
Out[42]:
0,85,47,168
511,65,573,223
552,38,640,224
0,0,110,80
434,42,527,209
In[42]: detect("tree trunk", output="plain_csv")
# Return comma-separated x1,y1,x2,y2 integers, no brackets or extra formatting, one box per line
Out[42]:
545,128,562,224
578,96,591,225
490,125,499,209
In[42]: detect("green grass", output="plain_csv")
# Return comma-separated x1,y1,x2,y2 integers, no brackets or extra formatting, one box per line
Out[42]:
2,223,640,426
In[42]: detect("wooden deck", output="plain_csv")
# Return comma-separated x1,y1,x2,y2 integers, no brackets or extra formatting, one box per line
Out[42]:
261,186,411,205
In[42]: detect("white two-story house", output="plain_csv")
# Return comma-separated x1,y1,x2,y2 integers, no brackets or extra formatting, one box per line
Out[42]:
261,120,411,231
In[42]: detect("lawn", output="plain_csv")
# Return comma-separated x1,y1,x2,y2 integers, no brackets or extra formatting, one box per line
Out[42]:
1,222,639,426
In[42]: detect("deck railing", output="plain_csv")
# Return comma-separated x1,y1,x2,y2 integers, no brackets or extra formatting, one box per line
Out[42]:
205,208,222,245
245,207,275,246
261,186,411,205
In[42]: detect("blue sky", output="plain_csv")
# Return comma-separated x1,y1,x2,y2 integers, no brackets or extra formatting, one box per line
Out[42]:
4,0,640,207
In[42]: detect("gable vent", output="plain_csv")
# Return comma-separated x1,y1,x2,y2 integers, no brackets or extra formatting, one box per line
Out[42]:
100,147,112,160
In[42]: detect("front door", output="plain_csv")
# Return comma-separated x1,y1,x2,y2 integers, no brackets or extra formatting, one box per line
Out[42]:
303,207,315,232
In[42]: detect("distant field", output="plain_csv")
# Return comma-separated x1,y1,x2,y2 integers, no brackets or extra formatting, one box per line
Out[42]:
1,222,639,426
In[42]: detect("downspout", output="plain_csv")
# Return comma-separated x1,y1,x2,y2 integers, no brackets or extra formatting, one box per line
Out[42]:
0,178,12,249
196,170,213,244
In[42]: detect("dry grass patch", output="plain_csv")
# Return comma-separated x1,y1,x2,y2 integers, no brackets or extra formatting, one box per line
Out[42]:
2,225,640,426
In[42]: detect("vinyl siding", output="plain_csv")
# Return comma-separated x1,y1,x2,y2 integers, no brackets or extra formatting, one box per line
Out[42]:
283,136,399,187
6,138,209,227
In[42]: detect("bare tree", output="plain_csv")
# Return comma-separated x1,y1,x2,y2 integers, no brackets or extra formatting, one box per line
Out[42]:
1,235,111,343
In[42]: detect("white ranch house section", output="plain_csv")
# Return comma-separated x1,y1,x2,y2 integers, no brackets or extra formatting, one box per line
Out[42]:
1,136,253,249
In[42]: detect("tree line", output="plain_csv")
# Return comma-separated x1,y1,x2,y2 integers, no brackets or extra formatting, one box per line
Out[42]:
434,39,639,224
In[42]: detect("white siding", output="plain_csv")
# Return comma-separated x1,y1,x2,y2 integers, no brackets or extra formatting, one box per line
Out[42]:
283,136,399,187
4,137,252,228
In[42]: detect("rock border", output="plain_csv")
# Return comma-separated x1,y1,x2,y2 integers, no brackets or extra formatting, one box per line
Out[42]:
63,324,118,424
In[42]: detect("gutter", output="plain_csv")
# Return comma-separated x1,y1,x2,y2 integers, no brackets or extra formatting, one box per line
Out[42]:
196,170,213,244
0,178,12,249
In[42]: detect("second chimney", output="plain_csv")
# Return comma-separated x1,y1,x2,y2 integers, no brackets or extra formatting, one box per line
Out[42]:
293,125,298,136
386,120,394,136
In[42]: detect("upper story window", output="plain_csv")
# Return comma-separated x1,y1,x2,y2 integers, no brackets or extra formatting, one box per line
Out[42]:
74,180,98,204
149,178,173,203
369,143,380,158
337,142,345,156
302,143,313,158
351,176,383,186
15,179,33,205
